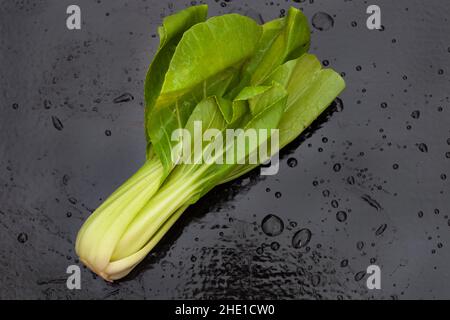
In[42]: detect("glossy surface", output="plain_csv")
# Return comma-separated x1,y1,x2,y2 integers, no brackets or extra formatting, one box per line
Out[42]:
1,0,450,299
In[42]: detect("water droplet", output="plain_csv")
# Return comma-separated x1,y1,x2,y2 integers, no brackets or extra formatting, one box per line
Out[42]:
418,211,424,218
12,103,19,110
311,274,321,287
17,233,28,243
375,223,387,236
190,255,197,262
331,200,339,208
261,214,284,236
331,97,344,112
347,176,355,185
274,192,282,198
322,189,330,197
51,116,64,131
356,241,364,250
417,143,428,153
105,130,112,136
356,65,362,71
68,197,77,205
354,271,366,281
44,100,52,109
113,93,134,103
287,157,298,168
361,194,382,211
292,228,312,249
380,102,388,109
333,163,341,172
270,241,280,251
351,21,357,27
311,12,334,31
411,110,420,119
438,69,444,75
66,212,72,218
62,174,69,186
336,211,347,222
392,163,399,170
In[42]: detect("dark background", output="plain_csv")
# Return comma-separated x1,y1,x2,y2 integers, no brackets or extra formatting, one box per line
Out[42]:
1,0,449,299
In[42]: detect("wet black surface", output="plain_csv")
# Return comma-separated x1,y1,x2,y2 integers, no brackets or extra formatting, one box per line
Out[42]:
1,0,450,299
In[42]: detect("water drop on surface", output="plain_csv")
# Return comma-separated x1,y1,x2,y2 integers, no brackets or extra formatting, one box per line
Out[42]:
105,130,112,136
340,259,348,267
270,241,280,251
336,211,347,222
311,274,321,287
375,223,387,236
274,192,282,198
332,97,344,112
51,116,64,131
113,92,134,103
347,176,355,185
44,100,52,109
411,110,420,119
417,143,428,153
356,241,364,250
311,12,334,31
292,228,312,249
333,163,341,172
12,103,19,110
287,157,298,168
17,233,28,243
354,271,366,281
62,174,70,186
261,214,284,237
331,200,339,208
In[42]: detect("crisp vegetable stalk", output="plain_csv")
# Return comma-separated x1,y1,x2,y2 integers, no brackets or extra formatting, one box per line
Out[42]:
75,5,345,281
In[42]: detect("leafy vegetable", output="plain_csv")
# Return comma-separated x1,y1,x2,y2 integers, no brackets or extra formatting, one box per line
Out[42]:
75,5,345,281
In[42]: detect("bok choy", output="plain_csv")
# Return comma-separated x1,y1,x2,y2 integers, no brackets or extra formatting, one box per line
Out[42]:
75,5,345,281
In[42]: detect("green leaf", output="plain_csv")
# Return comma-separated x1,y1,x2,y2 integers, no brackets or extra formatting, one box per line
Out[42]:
272,55,346,147
229,6,310,98
144,5,208,156
147,14,262,174
220,54,345,183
